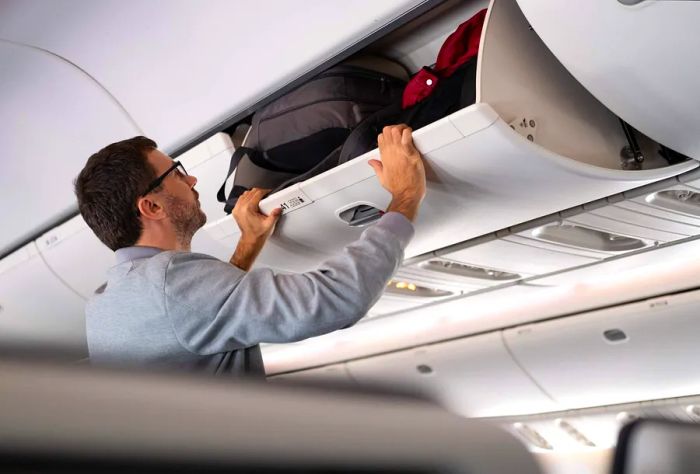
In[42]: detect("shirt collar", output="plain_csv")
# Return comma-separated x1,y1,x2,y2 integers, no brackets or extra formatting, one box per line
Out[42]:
114,246,164,264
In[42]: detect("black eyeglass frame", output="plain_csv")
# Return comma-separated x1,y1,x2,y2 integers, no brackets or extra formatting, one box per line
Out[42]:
141,161,188,197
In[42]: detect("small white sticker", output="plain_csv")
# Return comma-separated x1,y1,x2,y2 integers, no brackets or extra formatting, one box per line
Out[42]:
279,194,311,213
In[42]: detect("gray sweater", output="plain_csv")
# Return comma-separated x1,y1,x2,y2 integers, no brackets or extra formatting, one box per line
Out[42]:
86,212,414,376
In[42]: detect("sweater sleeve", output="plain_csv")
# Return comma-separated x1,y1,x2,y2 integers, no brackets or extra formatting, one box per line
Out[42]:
164,212,414,355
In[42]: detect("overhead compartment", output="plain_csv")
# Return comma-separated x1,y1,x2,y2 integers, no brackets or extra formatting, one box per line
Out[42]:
267,363,356,385
503,288,700,410
346,331,558,417
37,216,114,300
0,243,87,356
201,0,697,272
515,0,700,161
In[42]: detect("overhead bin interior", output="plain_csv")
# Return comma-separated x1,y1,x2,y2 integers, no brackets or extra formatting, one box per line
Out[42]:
515,0,700,161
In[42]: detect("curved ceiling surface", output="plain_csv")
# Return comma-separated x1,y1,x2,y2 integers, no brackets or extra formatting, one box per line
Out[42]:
0,41,141,255
516,0,700,161
0,0,424,255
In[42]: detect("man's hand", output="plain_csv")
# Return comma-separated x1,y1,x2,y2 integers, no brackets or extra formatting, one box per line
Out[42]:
230,188,282,271
368,124,426,222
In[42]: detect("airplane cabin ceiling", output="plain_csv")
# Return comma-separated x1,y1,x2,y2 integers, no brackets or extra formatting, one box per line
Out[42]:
0,0,425,255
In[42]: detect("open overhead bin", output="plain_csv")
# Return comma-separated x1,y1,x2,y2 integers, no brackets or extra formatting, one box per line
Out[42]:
515,0,700,161
206,0,696,273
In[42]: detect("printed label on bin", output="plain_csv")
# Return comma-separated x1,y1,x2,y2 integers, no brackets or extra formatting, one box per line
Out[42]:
277,190,313,214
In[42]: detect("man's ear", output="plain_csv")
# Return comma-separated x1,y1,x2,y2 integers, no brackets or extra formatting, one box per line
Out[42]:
136,195,166,221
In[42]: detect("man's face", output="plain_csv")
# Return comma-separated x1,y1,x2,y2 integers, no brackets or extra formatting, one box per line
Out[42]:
146,149,207,241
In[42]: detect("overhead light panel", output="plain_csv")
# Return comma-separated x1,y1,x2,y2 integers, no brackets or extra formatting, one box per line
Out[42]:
418,260,521,281
645,189,700,216
555,419,596,448
385,279,453,298
531,223,647,252
513,423,553,451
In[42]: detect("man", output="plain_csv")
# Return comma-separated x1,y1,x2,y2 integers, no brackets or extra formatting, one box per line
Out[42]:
75,125,425,376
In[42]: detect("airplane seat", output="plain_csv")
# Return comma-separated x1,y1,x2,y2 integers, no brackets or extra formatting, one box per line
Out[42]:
612,419,700,474
0,356,543,474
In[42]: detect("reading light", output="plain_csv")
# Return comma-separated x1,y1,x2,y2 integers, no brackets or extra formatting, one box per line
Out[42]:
385,280,453,298
555,419,596,448
513,423,553,450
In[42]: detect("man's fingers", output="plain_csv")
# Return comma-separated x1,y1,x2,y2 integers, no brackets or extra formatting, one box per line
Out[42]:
401,127,413,146
368,159,384,179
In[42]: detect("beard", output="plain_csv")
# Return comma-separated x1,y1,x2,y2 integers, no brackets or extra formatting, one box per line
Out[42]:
164,193,207,248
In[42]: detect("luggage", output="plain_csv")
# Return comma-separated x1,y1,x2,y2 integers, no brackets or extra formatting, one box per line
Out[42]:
217,56,408,213
218,10,487,212
275,9,485,182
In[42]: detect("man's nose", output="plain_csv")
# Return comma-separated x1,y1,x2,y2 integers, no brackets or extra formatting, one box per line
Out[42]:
187,174,198,188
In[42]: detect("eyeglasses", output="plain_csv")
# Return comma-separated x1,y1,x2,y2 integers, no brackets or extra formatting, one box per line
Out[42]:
141,161,188,197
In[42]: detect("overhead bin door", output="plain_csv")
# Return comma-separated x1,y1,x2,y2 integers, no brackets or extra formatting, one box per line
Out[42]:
0,40,141,256
268,363,356,385
346,331,558,417
0,244,87,356
515,0,700,160
257,0,696,269
36,216,113,300
504,289,700,409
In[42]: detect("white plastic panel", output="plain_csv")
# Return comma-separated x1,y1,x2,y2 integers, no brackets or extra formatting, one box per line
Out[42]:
439,238,598,276
515,0,700,160
368,295,425,318
395,260,501,290
251,0,696,266
505,233,610,260
504,288,700,409
617,195,700,229
0,41,141,255
259,113,694,264
589,205,700,238
0,0,425,152
267,363,355,385
0,243,87,355
531,236,700,287
372,0,490,74
519,213,675,256
347,331,558,417
625,183,700,227
36,216,114,300
479,0,648,171
179,133,235,224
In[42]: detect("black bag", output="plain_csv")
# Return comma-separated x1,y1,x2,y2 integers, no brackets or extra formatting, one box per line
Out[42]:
217,57,408,213
269,56,479,193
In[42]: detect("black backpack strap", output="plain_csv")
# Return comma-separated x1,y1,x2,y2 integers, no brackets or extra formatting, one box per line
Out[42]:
338,102,403,165
217,146,256,204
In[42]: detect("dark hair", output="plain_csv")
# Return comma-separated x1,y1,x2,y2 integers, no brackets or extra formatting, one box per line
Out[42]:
75,136,159,251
